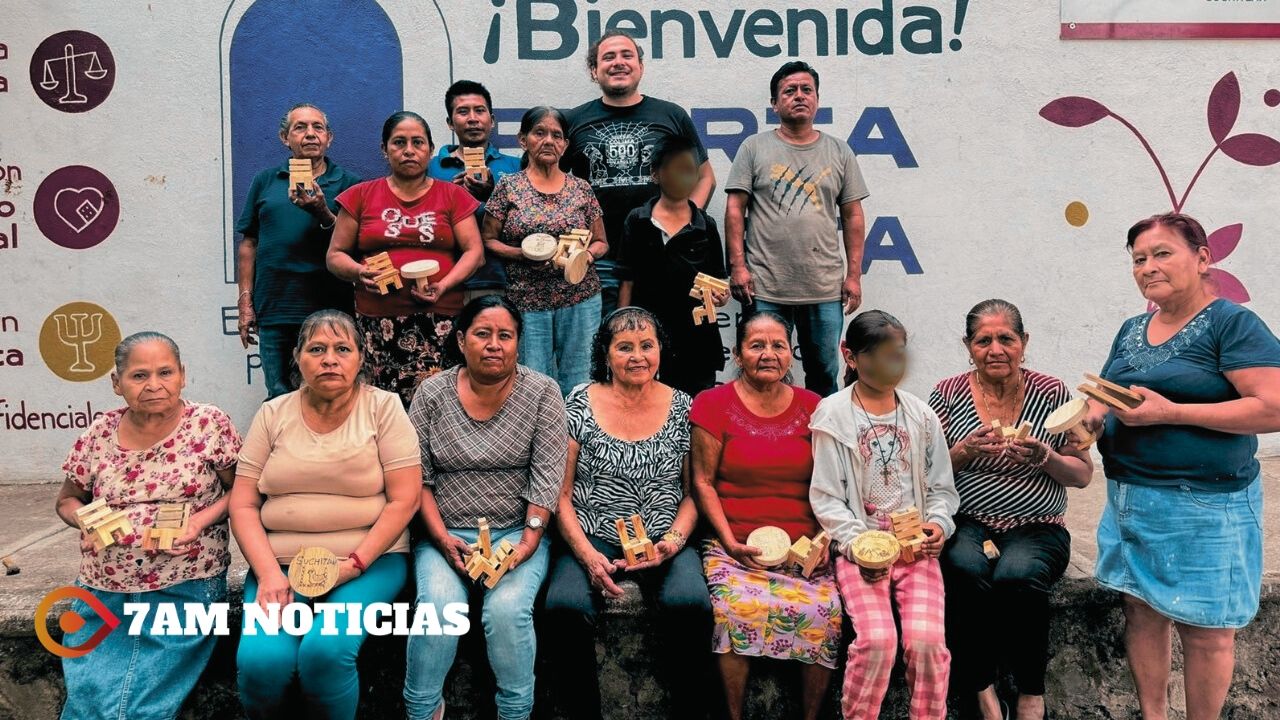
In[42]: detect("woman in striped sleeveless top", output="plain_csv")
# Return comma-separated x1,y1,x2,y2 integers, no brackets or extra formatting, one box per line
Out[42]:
928,300,1094,720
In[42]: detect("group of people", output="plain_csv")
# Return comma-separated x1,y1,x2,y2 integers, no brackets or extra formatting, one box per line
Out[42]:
54,28,1280,720
237,34,864,406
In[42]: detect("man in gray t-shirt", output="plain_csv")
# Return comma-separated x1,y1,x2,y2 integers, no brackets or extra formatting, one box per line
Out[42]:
725,61,869,396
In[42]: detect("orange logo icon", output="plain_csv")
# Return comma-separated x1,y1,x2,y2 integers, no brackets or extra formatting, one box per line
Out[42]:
35,586,120,657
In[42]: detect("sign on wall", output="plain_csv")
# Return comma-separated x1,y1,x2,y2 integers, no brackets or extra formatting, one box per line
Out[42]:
2,1,1279,482
1062,0,1280,39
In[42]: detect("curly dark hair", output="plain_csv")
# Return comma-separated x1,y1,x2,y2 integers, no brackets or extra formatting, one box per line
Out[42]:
590,307,668,383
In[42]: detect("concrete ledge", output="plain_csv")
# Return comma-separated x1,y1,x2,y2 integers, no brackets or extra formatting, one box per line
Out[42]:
1,466,1278,718
2,571,1278,719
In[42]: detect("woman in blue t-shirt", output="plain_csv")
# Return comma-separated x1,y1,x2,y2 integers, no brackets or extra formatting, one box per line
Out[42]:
1081,212,1280,720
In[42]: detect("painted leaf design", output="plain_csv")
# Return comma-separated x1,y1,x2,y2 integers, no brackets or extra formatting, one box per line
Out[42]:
1039,97,1110,127
1208,268,1251,304
1221,134,1280,166
1207,72,1240,144
1207,224,1242,261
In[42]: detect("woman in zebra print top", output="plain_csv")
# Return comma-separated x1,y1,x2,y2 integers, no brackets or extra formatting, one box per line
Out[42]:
929,299,1093,720
541,307,712,719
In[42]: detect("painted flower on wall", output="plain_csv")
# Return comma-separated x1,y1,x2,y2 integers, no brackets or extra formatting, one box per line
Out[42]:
1040,72,1280,305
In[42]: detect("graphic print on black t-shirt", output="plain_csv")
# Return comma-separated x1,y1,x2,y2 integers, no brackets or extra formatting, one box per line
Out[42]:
581,121,660,188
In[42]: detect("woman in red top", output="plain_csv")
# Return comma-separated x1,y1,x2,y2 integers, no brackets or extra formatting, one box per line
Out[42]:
690,311,841,720
327,111,484,407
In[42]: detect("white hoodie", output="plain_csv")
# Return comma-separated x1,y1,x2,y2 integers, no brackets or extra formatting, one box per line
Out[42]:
809,385,960,558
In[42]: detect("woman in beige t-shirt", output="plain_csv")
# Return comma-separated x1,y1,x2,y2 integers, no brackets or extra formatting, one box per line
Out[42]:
229,309,421,719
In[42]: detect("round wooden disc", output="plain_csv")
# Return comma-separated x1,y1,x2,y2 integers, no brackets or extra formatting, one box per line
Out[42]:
400,259,440,280
1044,397,1088,434
563,250,591,285
521,233,558,261
851,530,901,570
288,546,340,598
746,526,792,567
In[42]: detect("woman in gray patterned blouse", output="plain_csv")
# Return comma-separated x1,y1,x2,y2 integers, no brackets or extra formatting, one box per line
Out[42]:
541,307,713,720
402,295,569,720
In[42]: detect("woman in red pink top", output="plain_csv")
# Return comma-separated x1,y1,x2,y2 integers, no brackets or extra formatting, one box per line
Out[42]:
689,311,841,720
327,111,484,407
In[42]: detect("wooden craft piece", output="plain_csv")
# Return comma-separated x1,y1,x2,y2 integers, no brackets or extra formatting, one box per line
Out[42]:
1080,373,1143,410
616,514,656,566
552,230,593,284
521,233,558,262
1044,397,1096,450
74,498,135,552
288,159,313,195
1013,421,1032,440
462,146,487,178
889,507,927,564
746,526,792,567
142,503,191,552
364,252,402,295
288,546,340,597
689,273,729,326
787,530,831,578
464,518,519,588
850,530,901,570
983,540,1001,560
400,259,441,292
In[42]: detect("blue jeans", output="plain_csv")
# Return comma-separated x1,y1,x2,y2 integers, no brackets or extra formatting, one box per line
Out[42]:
519,294,601,396
60,573,227,720
237,553,408,720
752,299,844,397
404,527,550,720
594,259,619,319
257,323,300,399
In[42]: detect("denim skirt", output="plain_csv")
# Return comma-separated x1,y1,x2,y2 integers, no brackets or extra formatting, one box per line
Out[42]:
1095,477,1263,628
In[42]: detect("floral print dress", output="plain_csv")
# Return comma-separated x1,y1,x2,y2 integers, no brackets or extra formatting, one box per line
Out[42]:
62,403,241,592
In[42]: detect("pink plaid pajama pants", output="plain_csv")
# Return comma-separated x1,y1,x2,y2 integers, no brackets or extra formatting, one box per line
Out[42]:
835,555,950,720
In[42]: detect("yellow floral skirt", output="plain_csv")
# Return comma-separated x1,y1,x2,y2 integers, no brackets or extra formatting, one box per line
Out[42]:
702,540,842,668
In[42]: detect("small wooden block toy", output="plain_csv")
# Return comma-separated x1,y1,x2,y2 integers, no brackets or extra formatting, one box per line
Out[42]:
983,540,1001,560
1080,373,1143,411
400,259,441,292
889,507,927,564
993,420,1032,440
288,546,341,597
746,526,792,567
1044,397,1096,450
1013,421,1032,440
616,514,656,566
288,158,313,195
142,503,191,552
74,498,135,551
787,530,831,578
521,233,558,262
689,273,729,326
364,252,403,295
462,146,487,179
553,230,593,285
850,530,901,570
464,519,519,588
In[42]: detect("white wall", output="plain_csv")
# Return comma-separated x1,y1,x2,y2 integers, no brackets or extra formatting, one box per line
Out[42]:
2,1,1277,482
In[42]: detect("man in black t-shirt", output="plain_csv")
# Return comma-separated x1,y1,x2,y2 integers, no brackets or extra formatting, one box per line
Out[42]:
563,29,716,318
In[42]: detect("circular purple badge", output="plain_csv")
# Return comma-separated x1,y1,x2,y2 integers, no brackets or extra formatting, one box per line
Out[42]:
33,166,120,250
29,30,116,112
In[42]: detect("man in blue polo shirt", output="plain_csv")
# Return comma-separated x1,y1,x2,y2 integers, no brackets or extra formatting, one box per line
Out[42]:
428,80,521,303
235,103,361,398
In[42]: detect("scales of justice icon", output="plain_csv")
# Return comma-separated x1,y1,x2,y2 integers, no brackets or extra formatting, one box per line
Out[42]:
39,43,109,105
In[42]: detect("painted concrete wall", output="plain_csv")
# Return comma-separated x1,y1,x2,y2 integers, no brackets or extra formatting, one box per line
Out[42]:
1,1,1277,482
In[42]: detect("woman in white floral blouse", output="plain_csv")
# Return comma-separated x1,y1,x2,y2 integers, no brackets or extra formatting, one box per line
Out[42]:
54,331,241,720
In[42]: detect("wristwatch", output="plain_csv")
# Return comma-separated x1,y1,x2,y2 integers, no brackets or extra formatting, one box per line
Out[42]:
526,516,545,530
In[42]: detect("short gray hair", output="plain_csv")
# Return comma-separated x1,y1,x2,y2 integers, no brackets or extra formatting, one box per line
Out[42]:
279,103,330,135
113,331,181,374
